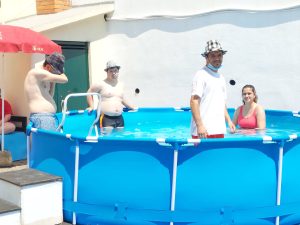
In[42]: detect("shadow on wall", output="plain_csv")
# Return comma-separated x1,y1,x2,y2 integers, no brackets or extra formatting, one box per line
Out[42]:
105,6,300,37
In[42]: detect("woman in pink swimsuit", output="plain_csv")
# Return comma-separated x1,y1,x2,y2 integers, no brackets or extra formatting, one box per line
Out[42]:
232,85,266,129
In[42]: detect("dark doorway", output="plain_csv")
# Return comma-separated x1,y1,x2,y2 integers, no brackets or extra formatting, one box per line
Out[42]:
54,41,89,112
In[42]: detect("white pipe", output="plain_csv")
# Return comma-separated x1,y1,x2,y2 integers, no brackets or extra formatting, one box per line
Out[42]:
170,149,179,225
72,140,80,225
1,90,4,151
1,52,4,151
26,135,30,167
275,143,284,225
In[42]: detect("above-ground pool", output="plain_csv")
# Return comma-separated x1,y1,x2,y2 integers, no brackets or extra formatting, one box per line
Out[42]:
28,107,300,225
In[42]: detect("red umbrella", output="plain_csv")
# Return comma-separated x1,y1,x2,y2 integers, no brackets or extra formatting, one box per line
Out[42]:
0,24,62,54
0,24,62,162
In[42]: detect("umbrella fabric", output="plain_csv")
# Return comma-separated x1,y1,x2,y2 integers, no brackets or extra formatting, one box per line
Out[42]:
0,25,62,54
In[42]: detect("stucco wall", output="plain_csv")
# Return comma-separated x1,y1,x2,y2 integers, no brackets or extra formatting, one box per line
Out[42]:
3,0,300,116
42,15,107,85
113,0,300,18
1,0,36,22
93,0,300,110
1,53,31,116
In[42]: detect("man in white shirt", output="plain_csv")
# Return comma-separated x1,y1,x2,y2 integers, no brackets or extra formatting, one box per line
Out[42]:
190,40,235,139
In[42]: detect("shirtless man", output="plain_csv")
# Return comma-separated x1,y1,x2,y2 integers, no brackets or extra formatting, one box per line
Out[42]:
87,60,135,129
24,53,68,131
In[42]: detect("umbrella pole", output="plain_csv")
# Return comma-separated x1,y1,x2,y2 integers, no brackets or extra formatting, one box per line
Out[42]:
1,53,4,151
1,91,4,151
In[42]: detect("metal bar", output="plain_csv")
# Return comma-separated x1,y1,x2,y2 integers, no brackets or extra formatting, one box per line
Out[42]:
72,140,80,225
275,141,284,225
57,92,101,138
170,149,179,225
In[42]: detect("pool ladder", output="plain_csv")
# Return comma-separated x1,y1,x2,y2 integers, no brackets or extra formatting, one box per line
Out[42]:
57,92,101,139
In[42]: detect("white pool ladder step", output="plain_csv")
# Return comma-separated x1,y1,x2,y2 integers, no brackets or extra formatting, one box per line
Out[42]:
0,168,63,225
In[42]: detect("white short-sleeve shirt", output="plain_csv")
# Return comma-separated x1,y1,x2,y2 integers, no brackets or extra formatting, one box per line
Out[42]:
190,66,227,136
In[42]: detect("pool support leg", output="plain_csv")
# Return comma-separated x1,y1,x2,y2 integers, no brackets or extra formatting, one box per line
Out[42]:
72,140,80,225
170,149,179,225
275,141,284,225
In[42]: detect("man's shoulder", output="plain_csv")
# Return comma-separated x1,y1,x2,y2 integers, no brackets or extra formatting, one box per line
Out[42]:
193,67,210,78
27,67,45,75
27,67,51,81
236,105,243,111
89,80,105,90
95,80,106,86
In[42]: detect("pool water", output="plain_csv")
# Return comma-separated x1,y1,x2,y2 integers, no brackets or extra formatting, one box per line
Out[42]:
77,108,300,140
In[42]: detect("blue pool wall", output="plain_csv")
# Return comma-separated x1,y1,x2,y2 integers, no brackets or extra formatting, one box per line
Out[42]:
28,108,300,225
1,131,26,161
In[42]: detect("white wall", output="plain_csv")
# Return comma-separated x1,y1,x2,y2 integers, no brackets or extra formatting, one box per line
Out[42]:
3,0,300,115
91,0,300,111
1,53,31,116
113,0,300,18
0,0,36,116
42,15,107,85
71,0,111,6
0,0,36,23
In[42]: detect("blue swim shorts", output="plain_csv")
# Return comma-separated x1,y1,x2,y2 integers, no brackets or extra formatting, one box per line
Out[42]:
30,113,59,131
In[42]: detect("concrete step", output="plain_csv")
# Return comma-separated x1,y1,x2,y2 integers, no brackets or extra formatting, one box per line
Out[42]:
0,198,21,225
0,168,63,225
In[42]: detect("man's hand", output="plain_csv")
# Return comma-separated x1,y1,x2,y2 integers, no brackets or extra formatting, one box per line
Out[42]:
86,107,94,113
197,125,208,138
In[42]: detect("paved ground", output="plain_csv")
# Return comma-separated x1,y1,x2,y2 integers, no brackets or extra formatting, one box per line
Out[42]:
0,160,27,173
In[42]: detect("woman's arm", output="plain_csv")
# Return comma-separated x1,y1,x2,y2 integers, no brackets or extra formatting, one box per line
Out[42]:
256,105,266,129
224,105,236,133
232,106,241,126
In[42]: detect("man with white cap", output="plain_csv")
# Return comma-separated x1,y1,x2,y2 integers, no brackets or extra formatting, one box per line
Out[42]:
87,60,135,130
24,52,68,131
190,40,235,139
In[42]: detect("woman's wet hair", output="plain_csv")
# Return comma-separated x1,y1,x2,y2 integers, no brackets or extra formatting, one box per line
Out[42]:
242,84,258,103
